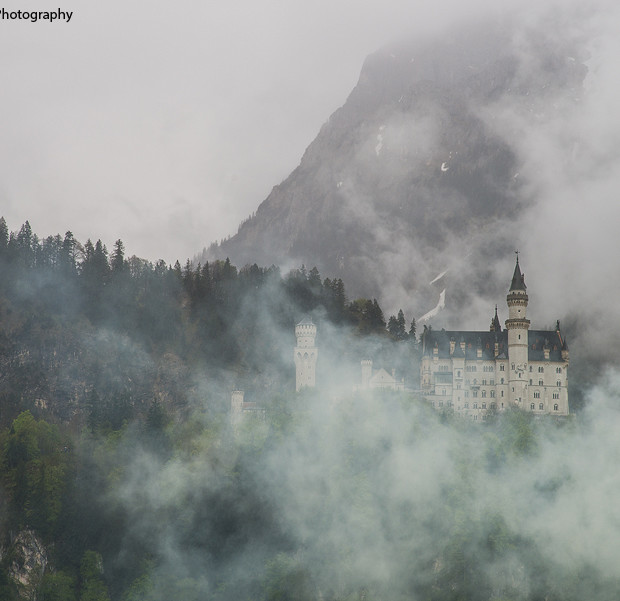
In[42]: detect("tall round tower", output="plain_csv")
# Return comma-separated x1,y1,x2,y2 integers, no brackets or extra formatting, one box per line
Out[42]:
294,318,318,391
505,256,530,406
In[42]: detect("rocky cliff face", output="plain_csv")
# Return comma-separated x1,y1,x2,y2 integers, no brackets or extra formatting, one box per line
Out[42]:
1,529,48,599
210,17,587,319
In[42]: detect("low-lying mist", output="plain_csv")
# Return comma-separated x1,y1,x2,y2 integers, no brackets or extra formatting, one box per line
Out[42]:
102,328,620,601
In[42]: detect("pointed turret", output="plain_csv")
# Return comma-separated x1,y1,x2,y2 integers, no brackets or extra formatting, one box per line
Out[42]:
490,305,502,332
510,256,527,291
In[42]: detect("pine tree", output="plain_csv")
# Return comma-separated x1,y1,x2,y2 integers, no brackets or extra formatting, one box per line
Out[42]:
110,239,127,273
0,217,8,253
409,317,417,341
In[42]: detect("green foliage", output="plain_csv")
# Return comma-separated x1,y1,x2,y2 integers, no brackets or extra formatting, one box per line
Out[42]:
79,551,110,601
1,411,70,538
262,553,315,601
40,570,77,601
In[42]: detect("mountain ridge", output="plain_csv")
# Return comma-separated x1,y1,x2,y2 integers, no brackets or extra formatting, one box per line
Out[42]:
208,18,587,319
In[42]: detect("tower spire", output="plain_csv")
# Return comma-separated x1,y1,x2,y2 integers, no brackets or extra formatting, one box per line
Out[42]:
510,253,526,291
490,305,501,332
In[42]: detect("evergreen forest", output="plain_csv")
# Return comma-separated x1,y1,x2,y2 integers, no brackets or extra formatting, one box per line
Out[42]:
0,218,617,601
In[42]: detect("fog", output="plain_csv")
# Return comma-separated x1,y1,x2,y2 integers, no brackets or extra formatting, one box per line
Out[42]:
0,0,612,265
4,2,620,597
101,306,620,599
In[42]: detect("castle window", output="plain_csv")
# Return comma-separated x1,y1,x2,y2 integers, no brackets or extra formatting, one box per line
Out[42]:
538,366,544,373
482,402,487,409
465,391,469,398
511,363,515,370
529,379,533,385
473,391,478,398
556,381,561,388
534,391,540,399
457,370,461,377
464,402,469,408
501,391,504,397
529,365,533,372
500,378,504,384
500,364,505,371
490,390,495,398
553,392,559,399
473,415,478,420
556,367,562,374
482,390,487,398
530,403,535,410
473,403,478,409
539,403,544,410
490,379,495,385
554,404,559,411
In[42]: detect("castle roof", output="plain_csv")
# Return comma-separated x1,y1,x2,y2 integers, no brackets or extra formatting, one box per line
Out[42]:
297,316,314,326
490,305,502,332
421,328,566,362
510,257,527,291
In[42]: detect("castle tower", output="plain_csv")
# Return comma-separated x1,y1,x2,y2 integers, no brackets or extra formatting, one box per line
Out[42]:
230,390,244,429
505,256,530,406
361,360,373,388
294,318,318,391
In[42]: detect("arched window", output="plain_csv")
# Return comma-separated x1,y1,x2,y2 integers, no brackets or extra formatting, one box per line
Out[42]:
554,404,559,411
539,403,544,410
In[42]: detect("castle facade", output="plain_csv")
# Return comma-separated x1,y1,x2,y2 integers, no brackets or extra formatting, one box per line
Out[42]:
420,258,569,419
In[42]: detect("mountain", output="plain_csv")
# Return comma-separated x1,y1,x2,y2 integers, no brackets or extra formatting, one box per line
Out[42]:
208,17,587,319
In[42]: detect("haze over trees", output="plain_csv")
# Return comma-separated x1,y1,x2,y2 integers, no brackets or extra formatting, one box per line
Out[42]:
0,218,614,601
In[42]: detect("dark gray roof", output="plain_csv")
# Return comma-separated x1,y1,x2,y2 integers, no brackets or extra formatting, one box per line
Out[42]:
422,328,566,362
510,259,527,291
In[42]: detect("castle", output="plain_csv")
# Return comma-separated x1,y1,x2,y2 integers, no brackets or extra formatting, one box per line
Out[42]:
291,257,569,418
294,317,318,392
419,257,569,418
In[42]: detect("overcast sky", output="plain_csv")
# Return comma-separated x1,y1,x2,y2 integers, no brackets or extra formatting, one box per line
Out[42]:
0,0,528,264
